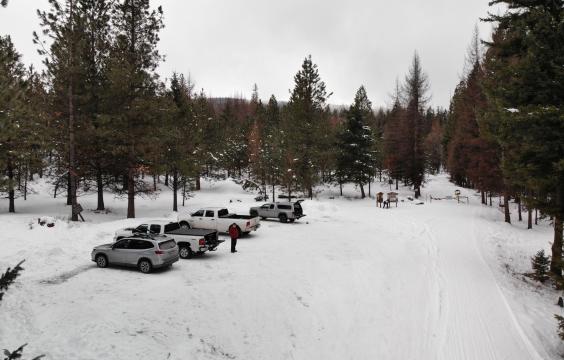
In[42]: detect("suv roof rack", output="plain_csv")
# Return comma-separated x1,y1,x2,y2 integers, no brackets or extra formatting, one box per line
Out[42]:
130,233,170,241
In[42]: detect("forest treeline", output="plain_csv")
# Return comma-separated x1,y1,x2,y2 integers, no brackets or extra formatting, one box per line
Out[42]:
0,0,562,277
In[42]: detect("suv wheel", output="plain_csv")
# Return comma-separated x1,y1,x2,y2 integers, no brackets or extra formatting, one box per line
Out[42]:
279,213,288,223
138,259,152,274
95,254,108,268
179,246,193,259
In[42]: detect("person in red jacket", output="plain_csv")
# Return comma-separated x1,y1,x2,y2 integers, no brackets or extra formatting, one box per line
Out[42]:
229,224,239,253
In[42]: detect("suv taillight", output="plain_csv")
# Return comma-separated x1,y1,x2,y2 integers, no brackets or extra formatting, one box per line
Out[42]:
199,238,206,246
155,250,164,255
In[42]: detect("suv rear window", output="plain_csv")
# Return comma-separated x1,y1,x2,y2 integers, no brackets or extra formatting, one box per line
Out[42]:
159,240,177,250
278,205,292,210
164,222,180,233
149,224,161,234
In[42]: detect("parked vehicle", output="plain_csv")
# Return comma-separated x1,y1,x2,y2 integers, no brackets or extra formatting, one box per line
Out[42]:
114,220,223,259
178,207,260,237
91,234,179,273
250,200,305,223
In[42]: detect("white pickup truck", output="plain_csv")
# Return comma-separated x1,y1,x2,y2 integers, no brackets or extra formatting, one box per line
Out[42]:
178,207,260,237
114,220,223,259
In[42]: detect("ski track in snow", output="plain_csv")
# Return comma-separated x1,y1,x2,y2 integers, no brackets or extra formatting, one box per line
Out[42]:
0,175,557,359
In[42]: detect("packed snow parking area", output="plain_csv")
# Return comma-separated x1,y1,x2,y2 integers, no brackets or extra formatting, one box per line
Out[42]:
0,175,561,359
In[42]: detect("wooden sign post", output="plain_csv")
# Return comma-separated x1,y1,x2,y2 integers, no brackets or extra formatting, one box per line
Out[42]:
72,203,85,222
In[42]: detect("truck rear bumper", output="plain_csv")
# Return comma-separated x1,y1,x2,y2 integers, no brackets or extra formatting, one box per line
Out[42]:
246,224,260,232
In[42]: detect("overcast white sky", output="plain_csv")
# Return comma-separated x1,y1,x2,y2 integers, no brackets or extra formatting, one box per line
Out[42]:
0,0,500,108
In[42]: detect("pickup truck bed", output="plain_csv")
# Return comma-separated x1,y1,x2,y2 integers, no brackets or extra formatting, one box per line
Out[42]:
220,214,256,220
166,228,224,251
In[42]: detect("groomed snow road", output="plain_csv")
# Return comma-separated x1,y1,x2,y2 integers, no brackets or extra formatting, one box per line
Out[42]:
0,176,554,359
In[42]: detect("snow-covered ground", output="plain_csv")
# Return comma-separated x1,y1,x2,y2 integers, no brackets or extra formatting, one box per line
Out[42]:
0,174,561,359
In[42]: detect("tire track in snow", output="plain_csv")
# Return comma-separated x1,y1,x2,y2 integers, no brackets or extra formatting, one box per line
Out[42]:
470,208,545,360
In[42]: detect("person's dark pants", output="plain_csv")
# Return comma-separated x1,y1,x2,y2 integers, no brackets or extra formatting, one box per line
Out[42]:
231,237,237,252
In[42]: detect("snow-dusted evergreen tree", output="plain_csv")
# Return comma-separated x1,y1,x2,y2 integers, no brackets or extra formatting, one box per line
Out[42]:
531,250,550,283
104,0,164,218
483,0,564,276
336,86,376,199
286,55,330,199
260,95,284,199
161,72,200,211
0,37,41,213
402,52,430,199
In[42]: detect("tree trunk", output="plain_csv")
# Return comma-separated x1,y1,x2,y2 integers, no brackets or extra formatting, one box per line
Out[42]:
535,208,538,225
368,179,371,198
165,173,169,187
196,174,201,191
272,183,275,201
489,192,492,207
23,167,27,201
481,191,486,205
504,190,511,224
182,179,186,207
96,167,105,211
153,174,157,191
67,173,72,206
339,182,343,197
172,169,178,212
517,197,522,222
395,178,399,191
68,0,78,222
360,183,366,199
414,186,421,199
127,167,135,218
7,159,15,213
308,186,313,200
551,215,563,278
527,206,532,229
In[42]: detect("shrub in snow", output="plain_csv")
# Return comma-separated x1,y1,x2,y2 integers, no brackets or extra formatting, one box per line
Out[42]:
531,250,550,283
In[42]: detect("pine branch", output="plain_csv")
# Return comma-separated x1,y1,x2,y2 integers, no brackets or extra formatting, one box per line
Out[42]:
0,260,25,304
2,344,45,360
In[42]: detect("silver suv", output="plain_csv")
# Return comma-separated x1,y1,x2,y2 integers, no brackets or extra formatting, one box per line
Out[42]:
91,235,179,273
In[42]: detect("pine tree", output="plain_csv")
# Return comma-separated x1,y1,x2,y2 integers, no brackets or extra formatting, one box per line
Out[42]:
0,36,32,213
336,86,376,198
402,52,430,198
162,72,200,211
261,95,284,200
483,0,564,277
286,55,330,199
105,0,164,218
531,250,550,283
383,82,406,191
